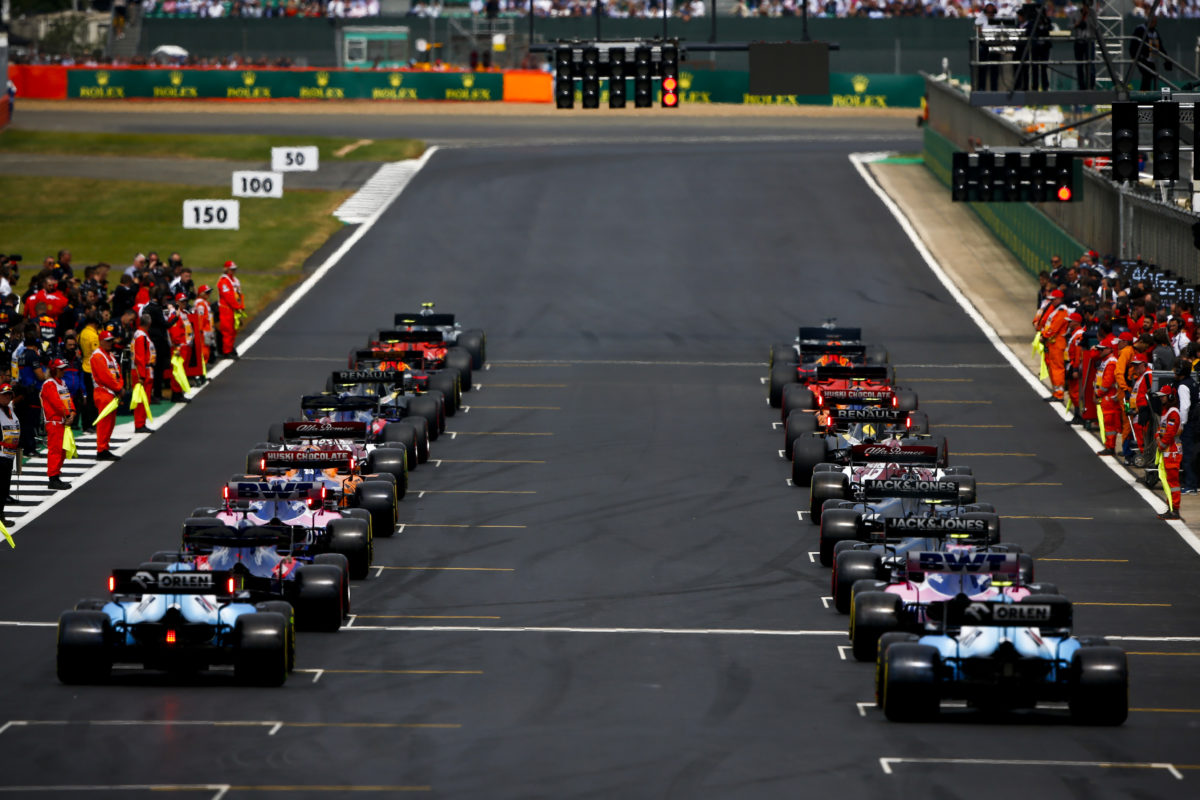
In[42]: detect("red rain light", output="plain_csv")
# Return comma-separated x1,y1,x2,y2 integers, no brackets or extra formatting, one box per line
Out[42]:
108,575,116,593
227,577,237,594
1056,185,1072,202
165,629,176,644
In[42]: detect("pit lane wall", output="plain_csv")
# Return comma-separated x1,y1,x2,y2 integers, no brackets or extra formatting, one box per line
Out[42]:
6,65,924,107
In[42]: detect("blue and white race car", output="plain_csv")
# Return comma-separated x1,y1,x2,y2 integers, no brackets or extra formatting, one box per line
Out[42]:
57,565,293,686
875,594,1128,725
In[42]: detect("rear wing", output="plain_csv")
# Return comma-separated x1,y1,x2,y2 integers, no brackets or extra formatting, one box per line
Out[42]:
799,344,866,361
181,523,306,550
906,550,1018,574
110,567,236,596
850,444,941,466
373,330,445,344
353,349,421,369
225,479,322,501
395,312,456,327
939,598,1072,629
255,449,355,472
814,365,890,382
281,420,369,441
299,395,377,412
862,477,959,501
828,408,906,425
799,325,861,342
330,370,405,386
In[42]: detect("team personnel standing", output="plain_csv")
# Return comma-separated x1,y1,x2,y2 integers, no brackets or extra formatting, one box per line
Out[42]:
217,261,243,360
89,331,123,461
132,313,156,434
1093,336,1121,456
1128,354,1152,459
192,285,213,382
1065,312,1086,421
1039,290,1070,400
1157,385,1183,520
0,384,19,526
40,358,75,490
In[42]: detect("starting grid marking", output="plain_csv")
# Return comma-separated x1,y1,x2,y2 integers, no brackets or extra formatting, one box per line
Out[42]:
0,787,430,797
0,719,458,738
877,757,1184,780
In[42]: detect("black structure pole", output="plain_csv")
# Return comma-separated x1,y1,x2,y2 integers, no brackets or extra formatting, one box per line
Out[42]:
662,0,667,39
529,0,534,52
710,0,716,43
802,0,810,41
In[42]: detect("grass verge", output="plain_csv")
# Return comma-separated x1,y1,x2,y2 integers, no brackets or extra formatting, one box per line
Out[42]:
0,130,425,162
0,176,353,320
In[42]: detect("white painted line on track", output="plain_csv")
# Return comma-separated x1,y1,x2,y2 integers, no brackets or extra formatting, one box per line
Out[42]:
850,151,1200,560
1,148,440,546
856,702,873,717
491,359,763,367
820,596,833,609
0,786,231,799
0,621,54,628
838,645,851,661
878,757,1183,780
343,625,846,636
797,511,807,521
809,551,819,563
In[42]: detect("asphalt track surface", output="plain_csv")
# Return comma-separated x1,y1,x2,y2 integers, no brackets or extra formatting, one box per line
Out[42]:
0,111,1197,798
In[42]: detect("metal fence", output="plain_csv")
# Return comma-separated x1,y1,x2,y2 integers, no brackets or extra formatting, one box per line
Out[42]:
926,74,1200,284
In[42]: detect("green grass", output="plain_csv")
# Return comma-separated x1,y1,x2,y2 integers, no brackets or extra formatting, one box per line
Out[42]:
0,130,426,162
0,176,352,320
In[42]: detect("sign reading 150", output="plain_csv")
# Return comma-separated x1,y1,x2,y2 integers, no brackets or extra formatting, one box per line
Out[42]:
182,199,240,230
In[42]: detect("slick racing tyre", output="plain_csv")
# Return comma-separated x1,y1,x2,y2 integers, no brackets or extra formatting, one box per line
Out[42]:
367,446,408,499
781,384,816,418
791,436,826,487
784,410,818,460
809,470,849,525
881,643,939,722
819,509,861,567
958,511,999,544
770,342,798,370
255,601,296,673
851,589,901,662
233,612,289,687
458,329,486,370
445,347,474,391
267,423,285,444
833,550,882,614
354,480,397,540
245,448,267,474
1070,646,1129,725
328,517,372,579
875,632,920,706
294,564,345,632
864,344,889,366
401,415,431,463
893,388,919,413
905,410,930,436
381,422,419,472
428,372,461,416
769,360,798,408
57,611,112,685
408,395,441,441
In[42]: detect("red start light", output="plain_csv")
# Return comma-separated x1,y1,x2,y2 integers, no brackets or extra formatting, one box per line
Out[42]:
108,575,116,593
1056,185,1072,202
165,629,176,645
663,92,678,107
663,77,678,92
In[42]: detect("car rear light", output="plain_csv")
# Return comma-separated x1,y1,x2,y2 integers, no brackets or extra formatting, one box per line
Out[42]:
906,414,913,429
222,485,229,501
892,395,899,408
227,577,237,594
108,575,116,593
165,629,176,644
260,458,266,472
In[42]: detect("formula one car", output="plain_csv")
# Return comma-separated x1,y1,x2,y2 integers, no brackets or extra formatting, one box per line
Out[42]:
847,548,1060,661
815,473,987,566
161,519,350,632
875,594,1128,725
350,345,463,417
807,440,965,523
366,328,475,391
199,469,374,579
58,565,292,686
323,368,444,452
787,406,932,478
780,365,916,421
242,436,401,542
393,304,487,369
767,325,888,407
264,412,414,479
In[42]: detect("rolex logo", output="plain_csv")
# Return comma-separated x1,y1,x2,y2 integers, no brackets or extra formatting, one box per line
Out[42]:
462,74,475,89
852,74,870,94
96,71,109,86
316,72,330,87
389,72,403,87
169,71,183,86
680,71,693,91
242,71,256,86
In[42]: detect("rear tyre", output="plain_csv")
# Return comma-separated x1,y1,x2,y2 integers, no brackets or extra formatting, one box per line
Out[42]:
768,360,797,408
1070,646,1129,725
791,436,827,487
233,612,288,687
851,590,902,662
409,396,441,441
906,410,930,435
428,372,461,416
959,511,1000,544
784,410,818,460
894,389,919,413
881,643,939,722
366,448,408,500
458,330,486,370
819,509,861,567
354,481,397,541
1017,553,1035,585
445,348,474,391
255,601,296,673
327,517,372,579
267,423,285,444
810,471,849,525
781,384,816,418
56,611,112,685
865,344,889,365
295,565,345,632
833,551,882,613
380,422,419,473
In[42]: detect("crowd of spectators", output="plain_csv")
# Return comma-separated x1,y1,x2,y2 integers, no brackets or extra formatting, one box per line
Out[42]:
0,250,230,472
137,0,381,17
1033,250,1200,519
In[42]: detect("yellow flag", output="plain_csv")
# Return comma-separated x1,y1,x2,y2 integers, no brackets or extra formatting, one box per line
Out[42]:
130,383,154,422
63,426,78,460
235,310,246,332
171,353,192,394
1038,353,1049,382
1157,450,1174,512
1097,404,1107,445
1031,333,1042,361
0,518,13,548
94,397,119,424
1064,390,1073,415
